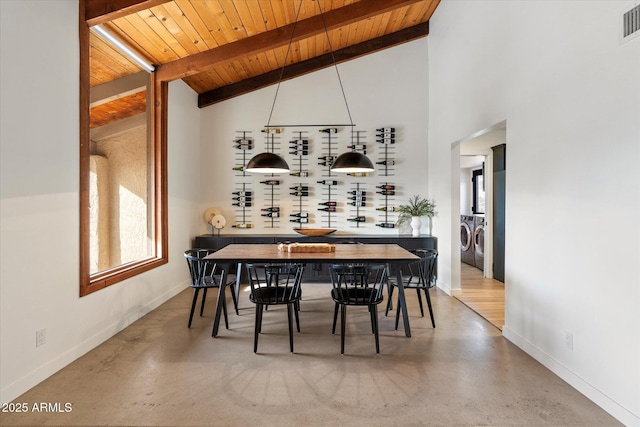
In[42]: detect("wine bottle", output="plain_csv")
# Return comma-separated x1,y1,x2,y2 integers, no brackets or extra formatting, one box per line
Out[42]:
376,127,395,133
289,185,309,191
376,132,395,138
232,166,245,171
348,201,366,207
232,202,252,207
348,195,367,201
232,223,253,229
289,139,309,147
376,184,395,190
260,180,280,185
233,141,253,149
347,172,367,177
261,207,280,212
261,212,279,218
319,128,338,134
262,127,283,134
347,190,366,195
346,144,366,150
318,206,336,212
289,150,309,155
318,201,337,206
232,196,252,201
290,218,309,223
376,137,395,144
290,212,309,218
290,191,309,197
347,216,366,222
376,206,396,212
234,137,253,144
377,190,395,196
376,223,395,228
317,180,338,185
318,155,335,161
376,160,395,166
289,171,309,177
232,191,252,196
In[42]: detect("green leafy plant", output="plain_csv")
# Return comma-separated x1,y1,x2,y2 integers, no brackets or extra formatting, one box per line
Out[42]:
396,195,437,224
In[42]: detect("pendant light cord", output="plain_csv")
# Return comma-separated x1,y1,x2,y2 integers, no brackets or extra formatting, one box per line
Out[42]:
317,0,354,128
266,0,304,128
266,0,354,129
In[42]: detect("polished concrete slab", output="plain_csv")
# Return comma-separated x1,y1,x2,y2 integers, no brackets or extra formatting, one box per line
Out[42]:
1,284,620,426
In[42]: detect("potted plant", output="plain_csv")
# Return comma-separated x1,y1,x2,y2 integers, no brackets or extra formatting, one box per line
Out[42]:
396,195,437,236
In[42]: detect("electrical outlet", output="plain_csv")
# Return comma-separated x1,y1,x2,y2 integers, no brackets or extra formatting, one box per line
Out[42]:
564,331,573,351
36,329,46,347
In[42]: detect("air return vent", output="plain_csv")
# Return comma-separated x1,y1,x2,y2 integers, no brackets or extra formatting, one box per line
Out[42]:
622,3,640,43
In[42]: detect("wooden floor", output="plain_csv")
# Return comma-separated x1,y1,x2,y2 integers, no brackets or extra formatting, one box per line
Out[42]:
455,263,504,330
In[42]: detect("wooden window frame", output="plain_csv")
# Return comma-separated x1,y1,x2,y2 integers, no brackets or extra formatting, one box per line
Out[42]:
79,2,168,297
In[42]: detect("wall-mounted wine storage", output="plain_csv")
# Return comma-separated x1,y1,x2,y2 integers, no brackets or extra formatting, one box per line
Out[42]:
227,125,405,232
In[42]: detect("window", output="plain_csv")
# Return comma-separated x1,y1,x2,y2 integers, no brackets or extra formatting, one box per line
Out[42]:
472,167,485,214
79,8,167,296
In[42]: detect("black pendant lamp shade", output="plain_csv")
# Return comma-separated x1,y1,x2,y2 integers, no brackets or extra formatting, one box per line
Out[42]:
330,151,375,173
245,152,290,173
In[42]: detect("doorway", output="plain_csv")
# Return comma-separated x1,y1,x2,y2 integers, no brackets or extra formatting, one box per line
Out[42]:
452,122,506,330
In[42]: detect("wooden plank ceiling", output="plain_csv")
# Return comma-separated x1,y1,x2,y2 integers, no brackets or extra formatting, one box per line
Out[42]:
88,0,440,128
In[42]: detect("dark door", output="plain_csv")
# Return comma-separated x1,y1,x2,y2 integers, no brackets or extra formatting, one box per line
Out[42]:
492,144,506,282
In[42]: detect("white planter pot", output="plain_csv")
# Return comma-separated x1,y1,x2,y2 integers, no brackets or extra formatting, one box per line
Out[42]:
410,216,421,237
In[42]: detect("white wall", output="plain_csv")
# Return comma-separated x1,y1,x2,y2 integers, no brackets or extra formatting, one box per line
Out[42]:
199,39,430,236
0,1,200,403
428,1,640,425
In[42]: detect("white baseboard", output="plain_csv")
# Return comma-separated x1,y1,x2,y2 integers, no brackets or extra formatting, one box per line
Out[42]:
502,326,640,427
0,282,188,404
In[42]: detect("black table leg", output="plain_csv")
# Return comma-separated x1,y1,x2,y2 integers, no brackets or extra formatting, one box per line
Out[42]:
392,263,411,337
212,263,229,337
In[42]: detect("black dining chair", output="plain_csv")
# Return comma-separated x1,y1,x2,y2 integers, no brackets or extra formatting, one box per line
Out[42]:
385,249,438,328
183,249,238,329
329,264,387,354
246,263,305,353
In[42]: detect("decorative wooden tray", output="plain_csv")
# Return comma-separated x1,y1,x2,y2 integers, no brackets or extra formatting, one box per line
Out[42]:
293,228,336,236
278,243,336,253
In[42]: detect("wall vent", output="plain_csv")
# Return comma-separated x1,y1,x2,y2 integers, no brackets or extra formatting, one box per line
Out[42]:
622,3,640,43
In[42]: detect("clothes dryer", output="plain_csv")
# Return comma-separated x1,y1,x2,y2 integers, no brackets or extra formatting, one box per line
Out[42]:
474,215,485,271
460,215,475,266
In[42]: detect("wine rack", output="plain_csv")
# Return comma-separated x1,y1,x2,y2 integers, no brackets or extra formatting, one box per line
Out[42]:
233,130,253,176
289,182,310,227
317,179,338,228
289,131,309,177
232,130,254,229
375,126,396,229
317,128,338,177
348,130,367,155
288,131,311,227
260,179,280,228
347,183,366,228
231,182,253,229
376,127,395,177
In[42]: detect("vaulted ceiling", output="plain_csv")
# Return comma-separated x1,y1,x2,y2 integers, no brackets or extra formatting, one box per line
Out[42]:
87,0,440,128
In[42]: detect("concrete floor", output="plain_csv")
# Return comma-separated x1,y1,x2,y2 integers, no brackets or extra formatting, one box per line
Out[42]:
1,284,620,426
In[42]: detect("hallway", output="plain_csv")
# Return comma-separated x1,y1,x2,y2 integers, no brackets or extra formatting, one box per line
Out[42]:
456,263,505,330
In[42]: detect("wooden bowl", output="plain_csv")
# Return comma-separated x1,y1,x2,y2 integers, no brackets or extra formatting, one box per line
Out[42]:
293,228,337,236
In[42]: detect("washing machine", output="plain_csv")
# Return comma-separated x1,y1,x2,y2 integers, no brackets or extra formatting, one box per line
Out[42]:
460,215,475,266
474,215,485,271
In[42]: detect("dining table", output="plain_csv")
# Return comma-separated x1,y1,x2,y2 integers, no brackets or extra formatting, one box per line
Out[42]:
204,243,420,338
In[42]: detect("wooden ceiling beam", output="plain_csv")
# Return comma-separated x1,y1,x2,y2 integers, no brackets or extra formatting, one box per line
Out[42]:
84,0,172,26
156,0,423,82
197,22,429,108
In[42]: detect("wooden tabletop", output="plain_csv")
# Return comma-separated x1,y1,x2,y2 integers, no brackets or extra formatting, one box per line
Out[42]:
204,243,419,264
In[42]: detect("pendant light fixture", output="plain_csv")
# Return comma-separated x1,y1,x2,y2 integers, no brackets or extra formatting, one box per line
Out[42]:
246,0,373,174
